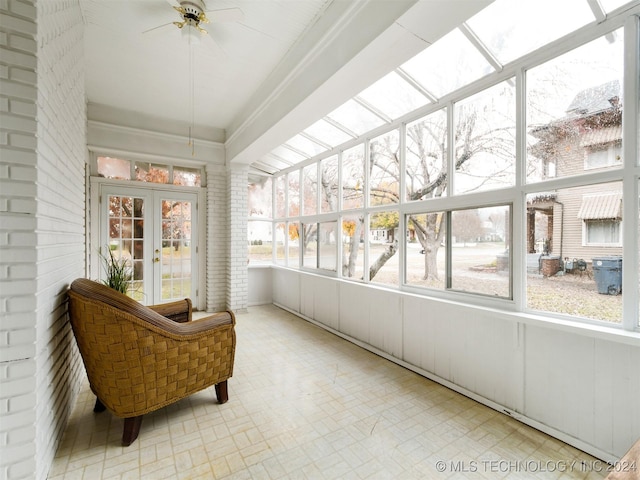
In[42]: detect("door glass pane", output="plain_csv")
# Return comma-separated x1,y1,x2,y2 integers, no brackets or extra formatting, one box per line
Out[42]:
107,195,144,300
160,199,192,300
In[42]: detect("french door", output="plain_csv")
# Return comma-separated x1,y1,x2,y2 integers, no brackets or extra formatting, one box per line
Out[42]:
97,184,200,306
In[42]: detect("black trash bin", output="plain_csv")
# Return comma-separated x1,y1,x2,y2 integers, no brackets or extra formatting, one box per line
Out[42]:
591,256,622,295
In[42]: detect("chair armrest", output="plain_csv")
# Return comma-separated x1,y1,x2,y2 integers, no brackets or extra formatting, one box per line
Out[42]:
148,298,192,323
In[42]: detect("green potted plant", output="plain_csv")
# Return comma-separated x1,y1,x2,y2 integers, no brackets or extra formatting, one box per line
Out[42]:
100,246,132,294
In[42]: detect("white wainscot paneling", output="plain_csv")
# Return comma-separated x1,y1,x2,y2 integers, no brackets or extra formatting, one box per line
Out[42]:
524,326,640,458
337,282,402,356
368,288,402,357
248,267,273,306
272,268,300,312
403,296,522,411
338,281,372,343
300,275,339,330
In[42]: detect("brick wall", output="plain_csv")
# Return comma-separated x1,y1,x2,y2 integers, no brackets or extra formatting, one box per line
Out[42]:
0,1,86,479
206,164,228,312
206,163,248,313
227,164,248,312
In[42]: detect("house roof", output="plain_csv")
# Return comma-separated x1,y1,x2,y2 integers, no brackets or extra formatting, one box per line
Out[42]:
577,192,622,220
566,79,621,117
579,125,622,147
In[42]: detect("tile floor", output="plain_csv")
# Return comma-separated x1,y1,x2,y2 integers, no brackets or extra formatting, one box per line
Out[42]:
49,304,608,479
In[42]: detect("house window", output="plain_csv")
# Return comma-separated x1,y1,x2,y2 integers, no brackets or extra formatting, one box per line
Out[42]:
585,141,622,169
577,191,622,246
585,219,621,244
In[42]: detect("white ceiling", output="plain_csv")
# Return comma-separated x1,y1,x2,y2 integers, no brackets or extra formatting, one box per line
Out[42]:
79,0,492,167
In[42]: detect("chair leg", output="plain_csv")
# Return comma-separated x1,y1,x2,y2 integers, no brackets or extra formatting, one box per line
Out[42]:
215,381,229,404
94,398,106,413
122,416,143,446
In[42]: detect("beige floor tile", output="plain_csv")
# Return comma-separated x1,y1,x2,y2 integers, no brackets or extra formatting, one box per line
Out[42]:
50,304,607,479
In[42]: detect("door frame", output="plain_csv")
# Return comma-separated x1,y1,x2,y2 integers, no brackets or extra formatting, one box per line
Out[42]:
89,177,206,309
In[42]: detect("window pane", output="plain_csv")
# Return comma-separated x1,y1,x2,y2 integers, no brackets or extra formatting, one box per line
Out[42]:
319,221,337,271
248,178,272,218
599,0,636,13
275,176,286,218
287,222,300,267
301,221,337,271
304,119,354,147
288,171,300,217
302,164,317,216
405,212,446,290
173,167,201,186
302,223,317,268
320,155,339,213
135,162,168,183
370,129,400,206
342,215,364,280
275,222,286,265
248,221,272,265
358,71,430,120
450,206,510,298
285,134,327,158
342,144,364,210
454,80,516,194
526,182,622,323
369,211,399,286
526,30,624,183
466,0,594,66
97,156,130,180
406,109,448,202
271,145,307,165
326,99,386,136
401,28,494,98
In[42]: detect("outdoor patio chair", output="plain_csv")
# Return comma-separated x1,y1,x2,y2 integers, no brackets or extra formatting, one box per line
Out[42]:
67,278,236,446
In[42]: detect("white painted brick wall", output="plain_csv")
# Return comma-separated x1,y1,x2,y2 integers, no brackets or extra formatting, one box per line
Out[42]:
206,164,228,311
35,1,86,478
0,2,39,478
1,1,86,479
227,165,248,312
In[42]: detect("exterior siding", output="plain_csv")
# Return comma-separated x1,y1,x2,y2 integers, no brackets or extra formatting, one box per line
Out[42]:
552,184,623,264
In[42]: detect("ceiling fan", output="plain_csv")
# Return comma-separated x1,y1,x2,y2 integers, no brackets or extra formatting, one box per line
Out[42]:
145,0,243,54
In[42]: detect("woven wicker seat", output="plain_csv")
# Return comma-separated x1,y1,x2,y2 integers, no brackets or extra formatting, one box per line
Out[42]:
67,278,236,446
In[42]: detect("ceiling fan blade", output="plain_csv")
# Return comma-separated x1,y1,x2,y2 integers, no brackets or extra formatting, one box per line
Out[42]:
165,0,181,8
201,30,226,58
206,8,244,23
142,22,176,35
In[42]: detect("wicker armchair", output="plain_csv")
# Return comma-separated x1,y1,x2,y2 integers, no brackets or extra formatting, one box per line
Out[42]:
67,278,236,446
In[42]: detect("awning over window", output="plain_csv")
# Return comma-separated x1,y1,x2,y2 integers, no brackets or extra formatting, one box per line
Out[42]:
579,126,622,147
577,192,622,219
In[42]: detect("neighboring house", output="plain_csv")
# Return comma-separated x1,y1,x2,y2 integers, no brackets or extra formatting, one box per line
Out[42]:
527,80,623,272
